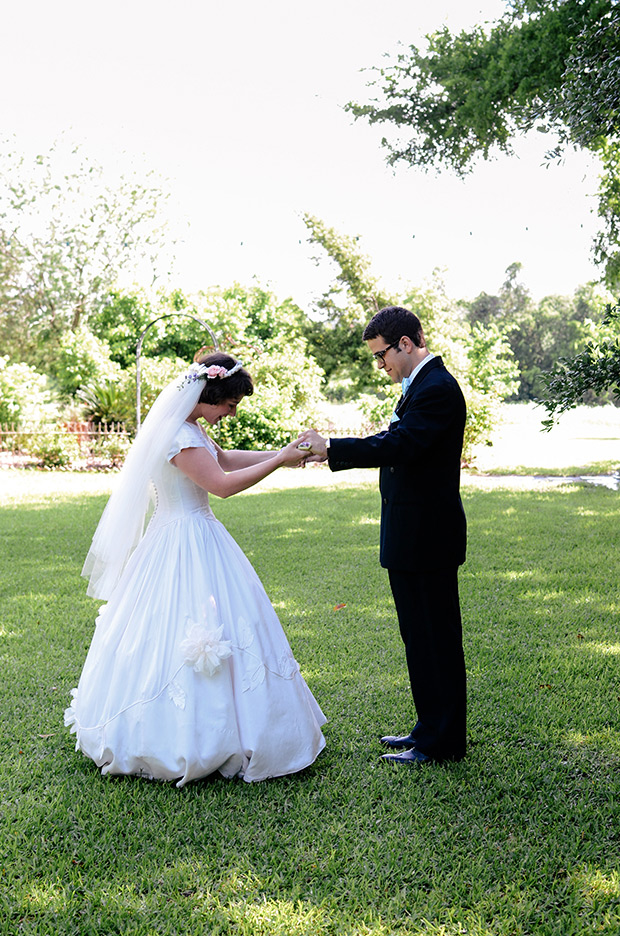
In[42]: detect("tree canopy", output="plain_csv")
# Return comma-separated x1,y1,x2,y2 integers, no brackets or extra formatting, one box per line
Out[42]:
347,0,620,288
0,141,171,371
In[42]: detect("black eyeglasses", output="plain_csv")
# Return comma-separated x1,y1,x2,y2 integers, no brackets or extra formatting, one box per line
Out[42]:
372,341,400,362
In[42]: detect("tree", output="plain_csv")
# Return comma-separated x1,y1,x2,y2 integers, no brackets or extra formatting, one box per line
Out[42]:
89,289,157,369
301,214,520,456
0,140,171,371
303,213,392,319
594,140,620,285
301,213,396,396
465,265,613,400
554,2,620,149
466,291,503,327
538,300,620,428
346,0,620,288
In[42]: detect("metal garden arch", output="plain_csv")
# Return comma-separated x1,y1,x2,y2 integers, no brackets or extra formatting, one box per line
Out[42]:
135,312,219,431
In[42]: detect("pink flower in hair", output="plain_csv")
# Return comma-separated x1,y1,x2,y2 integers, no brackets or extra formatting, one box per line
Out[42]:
205,365,228,379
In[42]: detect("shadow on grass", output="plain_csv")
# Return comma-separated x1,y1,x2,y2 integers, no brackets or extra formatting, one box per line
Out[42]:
1,483,619,934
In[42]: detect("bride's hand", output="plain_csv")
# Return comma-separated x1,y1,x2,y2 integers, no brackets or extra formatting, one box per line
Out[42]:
279,438,310,468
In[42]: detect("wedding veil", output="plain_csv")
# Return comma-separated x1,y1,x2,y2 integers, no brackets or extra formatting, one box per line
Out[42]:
82,364,208,599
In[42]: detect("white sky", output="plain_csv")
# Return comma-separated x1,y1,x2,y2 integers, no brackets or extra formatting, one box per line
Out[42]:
1,0,604,310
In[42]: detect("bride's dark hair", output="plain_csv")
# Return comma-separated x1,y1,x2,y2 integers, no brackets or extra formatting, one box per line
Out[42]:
194,350,254,404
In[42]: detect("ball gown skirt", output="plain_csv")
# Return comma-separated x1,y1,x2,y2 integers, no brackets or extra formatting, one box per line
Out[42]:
65,427,326,786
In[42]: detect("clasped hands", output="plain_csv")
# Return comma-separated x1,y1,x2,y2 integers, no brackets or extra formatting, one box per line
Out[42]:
278,429,328,469
296,429,328,463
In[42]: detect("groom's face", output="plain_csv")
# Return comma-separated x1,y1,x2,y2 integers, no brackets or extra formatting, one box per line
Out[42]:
366,335,409,384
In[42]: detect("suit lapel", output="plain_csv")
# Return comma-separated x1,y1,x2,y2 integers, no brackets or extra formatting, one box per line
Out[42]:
394,356,442,419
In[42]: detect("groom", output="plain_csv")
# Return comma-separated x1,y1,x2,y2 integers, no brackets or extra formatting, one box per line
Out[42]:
301,306,467,764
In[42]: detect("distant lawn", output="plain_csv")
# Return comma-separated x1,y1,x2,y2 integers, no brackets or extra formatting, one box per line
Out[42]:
480,459,619,477
471,402,620,476
0,472,619,935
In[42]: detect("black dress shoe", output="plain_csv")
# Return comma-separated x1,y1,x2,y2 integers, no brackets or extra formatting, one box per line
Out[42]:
380,748,430,766
380,733,417,750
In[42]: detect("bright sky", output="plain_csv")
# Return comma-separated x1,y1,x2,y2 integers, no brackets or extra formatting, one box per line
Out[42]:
1,0,603,310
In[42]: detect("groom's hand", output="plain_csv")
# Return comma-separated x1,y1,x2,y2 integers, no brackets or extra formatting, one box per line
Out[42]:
298,429,328,462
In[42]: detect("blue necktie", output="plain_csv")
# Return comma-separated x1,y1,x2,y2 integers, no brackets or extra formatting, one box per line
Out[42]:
391,374,414,424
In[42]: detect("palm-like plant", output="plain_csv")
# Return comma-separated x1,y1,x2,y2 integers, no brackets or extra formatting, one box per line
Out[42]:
77,379,134,427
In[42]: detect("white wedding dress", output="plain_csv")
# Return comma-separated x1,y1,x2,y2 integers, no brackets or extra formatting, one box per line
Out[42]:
65,421,326,786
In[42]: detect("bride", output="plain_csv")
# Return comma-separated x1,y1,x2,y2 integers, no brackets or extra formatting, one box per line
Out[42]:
65,351,326,786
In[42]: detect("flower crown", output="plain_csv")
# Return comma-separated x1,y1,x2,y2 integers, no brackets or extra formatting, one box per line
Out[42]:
180,361,244,388
203,362,244,379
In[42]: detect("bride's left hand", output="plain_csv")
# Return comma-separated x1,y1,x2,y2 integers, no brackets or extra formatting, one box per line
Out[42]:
279,437,310,468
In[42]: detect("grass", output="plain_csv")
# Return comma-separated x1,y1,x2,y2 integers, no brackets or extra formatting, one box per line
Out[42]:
1,469,619,935
480,459,620,478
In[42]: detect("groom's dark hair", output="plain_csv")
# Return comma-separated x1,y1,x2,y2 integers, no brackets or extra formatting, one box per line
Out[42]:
194,351,254,404
363,306,425,348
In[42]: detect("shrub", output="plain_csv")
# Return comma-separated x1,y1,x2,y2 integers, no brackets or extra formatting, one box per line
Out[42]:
77,356,185,430
27,429,81,468
77,379,134,426
217,341,325,449
54,326,122,398
88,431,132,468
357,390,399,434
0,357,60,425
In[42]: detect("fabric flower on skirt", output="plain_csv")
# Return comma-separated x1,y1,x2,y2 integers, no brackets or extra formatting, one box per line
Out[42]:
180,622,233,676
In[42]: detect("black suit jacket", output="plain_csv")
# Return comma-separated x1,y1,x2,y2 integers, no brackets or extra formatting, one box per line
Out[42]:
328,356,467,571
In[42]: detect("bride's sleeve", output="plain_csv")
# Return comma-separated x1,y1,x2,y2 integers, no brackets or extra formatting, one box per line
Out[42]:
167,423,201,462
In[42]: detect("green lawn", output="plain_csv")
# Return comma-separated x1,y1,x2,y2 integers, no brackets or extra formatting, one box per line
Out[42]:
0,471,619,935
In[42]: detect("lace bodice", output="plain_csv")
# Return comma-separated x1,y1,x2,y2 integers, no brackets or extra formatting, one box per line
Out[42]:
149,421,217,525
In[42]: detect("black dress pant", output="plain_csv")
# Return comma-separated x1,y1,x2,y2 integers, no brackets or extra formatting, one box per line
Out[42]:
388,566,466,761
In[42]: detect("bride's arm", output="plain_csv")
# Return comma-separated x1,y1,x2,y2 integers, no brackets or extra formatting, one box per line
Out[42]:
171,440,305,498
210,439,280,471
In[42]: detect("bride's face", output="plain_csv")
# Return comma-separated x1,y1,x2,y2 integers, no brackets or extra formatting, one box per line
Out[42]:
199,396,243,425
